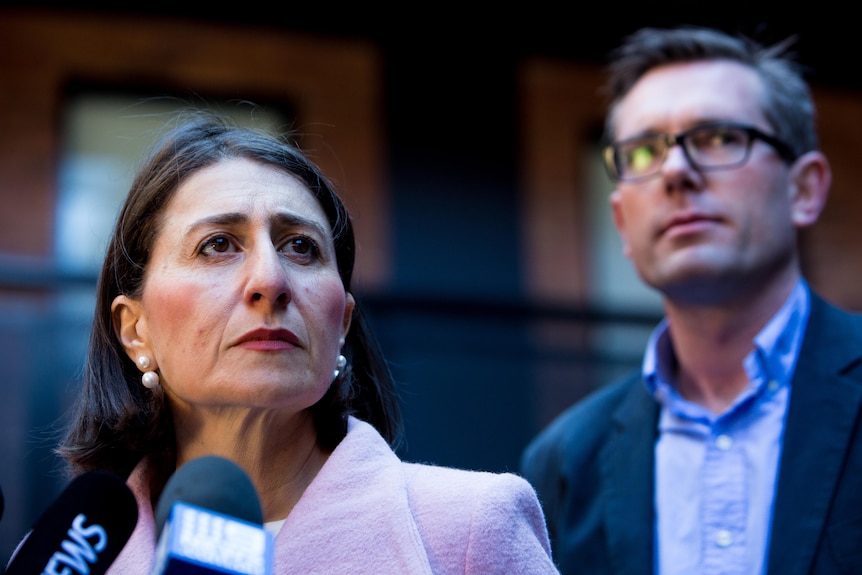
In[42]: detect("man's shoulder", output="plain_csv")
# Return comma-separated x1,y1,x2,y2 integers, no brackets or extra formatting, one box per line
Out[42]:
801,291,862,357
538,371,642,437
522,370,645,470
808,291,862,330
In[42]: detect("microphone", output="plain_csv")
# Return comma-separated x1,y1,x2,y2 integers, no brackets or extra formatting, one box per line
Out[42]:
151,455,273,575
5,470,138,575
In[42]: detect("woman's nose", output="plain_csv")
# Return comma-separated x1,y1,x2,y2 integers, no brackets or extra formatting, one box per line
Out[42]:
244,244,291,307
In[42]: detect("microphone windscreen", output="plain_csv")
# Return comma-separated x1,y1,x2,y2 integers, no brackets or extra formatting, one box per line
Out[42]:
154,455,264,535
5,470,138,575
152,456,272,575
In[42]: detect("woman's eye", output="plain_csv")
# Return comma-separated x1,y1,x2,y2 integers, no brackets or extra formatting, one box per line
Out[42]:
200,236,232,255
283,236,320,259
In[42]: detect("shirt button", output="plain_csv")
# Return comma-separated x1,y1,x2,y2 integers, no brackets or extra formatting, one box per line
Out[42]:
716,530,733,547
715,434,733,451
768,380,779,392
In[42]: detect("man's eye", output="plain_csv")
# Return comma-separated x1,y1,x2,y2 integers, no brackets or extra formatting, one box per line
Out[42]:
628,145,656,171
701,129,745,148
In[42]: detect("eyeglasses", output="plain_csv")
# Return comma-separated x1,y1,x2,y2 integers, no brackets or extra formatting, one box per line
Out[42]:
602,122,798,183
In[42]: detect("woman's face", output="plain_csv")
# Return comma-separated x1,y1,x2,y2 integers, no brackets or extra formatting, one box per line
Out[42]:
113,157,354,415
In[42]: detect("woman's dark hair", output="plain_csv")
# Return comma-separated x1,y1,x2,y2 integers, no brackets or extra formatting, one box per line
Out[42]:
57,110,402,479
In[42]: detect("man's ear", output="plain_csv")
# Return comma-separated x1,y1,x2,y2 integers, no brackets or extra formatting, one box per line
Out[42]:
789,150,831,228
111,295,152,363
610,190,633,258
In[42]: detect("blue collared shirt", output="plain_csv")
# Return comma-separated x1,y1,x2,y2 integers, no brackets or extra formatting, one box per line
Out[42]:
643,280,810,575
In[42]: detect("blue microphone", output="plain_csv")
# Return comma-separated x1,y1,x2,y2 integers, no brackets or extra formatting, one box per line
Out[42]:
151,456,273,575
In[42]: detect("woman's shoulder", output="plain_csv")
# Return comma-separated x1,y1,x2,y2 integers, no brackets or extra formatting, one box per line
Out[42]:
400,462,546,532
399,462,557,573
401,461,535,502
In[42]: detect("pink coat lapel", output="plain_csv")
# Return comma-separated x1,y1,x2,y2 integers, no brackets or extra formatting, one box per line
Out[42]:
272,417,434,573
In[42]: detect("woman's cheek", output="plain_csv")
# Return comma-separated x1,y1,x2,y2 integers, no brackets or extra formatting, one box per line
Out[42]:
145,277,219,357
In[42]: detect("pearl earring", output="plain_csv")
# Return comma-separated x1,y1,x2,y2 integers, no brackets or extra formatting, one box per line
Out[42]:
137,356,160,390
142,371,160,389
333,354,347,380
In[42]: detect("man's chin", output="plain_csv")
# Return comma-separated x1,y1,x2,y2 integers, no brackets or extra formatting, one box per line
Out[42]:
647,264,743,305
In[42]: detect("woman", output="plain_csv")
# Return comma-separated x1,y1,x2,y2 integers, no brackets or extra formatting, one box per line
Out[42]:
57,111,559,573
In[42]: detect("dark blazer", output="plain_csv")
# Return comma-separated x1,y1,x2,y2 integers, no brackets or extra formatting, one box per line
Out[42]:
521,294,862,575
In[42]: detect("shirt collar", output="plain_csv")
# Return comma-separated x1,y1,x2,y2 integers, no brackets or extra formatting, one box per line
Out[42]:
643,279,810,421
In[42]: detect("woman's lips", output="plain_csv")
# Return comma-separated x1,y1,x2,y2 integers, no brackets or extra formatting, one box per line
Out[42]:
234,328,300,351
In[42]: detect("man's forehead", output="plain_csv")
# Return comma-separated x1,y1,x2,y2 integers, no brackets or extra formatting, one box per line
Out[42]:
611,60,768,137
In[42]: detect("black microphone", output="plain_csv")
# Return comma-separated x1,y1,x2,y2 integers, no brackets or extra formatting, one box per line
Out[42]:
5,470,138,575
1,484,4,523
151,455,273,575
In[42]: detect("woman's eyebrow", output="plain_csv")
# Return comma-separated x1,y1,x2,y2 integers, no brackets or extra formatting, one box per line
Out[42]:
184,212,248,236
183,212,328,237
271,212,329,238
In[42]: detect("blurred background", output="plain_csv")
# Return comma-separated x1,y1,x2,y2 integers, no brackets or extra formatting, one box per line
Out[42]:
2,3,862,564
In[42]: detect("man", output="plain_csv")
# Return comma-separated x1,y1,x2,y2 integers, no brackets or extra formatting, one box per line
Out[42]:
521,26,862,575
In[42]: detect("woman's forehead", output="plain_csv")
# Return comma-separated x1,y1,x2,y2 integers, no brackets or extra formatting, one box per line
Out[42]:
164,158,328,226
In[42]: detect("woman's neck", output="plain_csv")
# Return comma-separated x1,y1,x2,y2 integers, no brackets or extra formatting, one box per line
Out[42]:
172,408,330,522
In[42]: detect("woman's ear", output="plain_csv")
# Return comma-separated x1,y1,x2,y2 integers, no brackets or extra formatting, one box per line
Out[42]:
111,295,151,362
341,292,356,341
790,150,831,228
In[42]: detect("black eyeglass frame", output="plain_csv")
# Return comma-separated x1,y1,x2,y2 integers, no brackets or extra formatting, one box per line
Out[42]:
602,122,799,183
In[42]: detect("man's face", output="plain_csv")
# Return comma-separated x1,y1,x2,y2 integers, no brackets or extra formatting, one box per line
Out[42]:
609,60,800,304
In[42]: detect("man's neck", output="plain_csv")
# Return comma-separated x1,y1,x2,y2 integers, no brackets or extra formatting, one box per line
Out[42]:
662,275,799,414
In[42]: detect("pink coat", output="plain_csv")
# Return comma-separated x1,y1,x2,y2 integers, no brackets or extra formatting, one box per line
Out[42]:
109,417,560,574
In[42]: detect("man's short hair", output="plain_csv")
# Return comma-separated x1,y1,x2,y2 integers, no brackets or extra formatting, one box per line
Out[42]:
604,26,817,158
